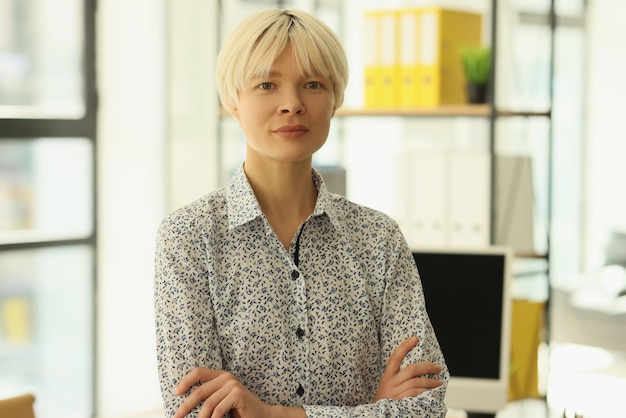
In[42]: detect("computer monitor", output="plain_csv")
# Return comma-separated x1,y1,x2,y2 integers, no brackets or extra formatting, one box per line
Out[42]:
412,247,512,414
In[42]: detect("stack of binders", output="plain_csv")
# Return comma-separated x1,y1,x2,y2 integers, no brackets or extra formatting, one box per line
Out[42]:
364,7,483,109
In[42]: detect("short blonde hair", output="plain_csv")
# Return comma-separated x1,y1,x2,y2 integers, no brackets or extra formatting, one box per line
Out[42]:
216,9,349,110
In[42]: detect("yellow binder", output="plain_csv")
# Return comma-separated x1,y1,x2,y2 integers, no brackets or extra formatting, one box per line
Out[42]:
418,8,482,107
364,10,401,108
379,10,401,108
398,8,423,108
364,11,382,108
508,299,545,401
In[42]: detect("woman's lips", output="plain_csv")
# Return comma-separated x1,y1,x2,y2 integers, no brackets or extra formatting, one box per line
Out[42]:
273,125,308,139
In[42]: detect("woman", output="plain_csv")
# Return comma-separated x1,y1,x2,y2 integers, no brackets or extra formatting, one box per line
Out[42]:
154,8,448,418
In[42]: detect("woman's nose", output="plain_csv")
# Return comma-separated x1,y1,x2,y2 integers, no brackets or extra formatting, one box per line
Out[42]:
279,91,305,114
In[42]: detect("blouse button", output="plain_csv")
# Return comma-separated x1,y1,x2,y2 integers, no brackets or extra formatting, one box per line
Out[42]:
290,270,300,280
296,384,304,397
296,327,305,339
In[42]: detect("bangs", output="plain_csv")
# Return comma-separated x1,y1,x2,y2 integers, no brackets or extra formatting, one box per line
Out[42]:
217,9,348,109
244,25,289,82
291,34,335,79
241,17,334,84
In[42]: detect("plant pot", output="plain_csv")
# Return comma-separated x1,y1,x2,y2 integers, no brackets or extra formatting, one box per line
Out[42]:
467,83,488,104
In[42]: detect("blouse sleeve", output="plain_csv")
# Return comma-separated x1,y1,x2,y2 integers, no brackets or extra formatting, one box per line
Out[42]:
153,213,222,417
304,221,449,417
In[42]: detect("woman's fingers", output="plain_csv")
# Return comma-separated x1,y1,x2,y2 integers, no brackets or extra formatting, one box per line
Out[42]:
175,369,197,395
374,337,445,402
386,374,445,400
176,367,221,395
174,369,232,418
198,378,236,418
397,361,442,381
384,336,419,374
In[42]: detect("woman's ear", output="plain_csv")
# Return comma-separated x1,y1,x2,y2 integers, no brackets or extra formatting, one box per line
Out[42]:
230,107,240,120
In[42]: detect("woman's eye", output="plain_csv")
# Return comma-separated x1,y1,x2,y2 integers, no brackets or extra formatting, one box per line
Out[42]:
258,82,273,90
306,81,322,89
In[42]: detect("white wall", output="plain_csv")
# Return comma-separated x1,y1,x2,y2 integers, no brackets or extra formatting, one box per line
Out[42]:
586,0,626,268
168,0,219,209
96,0,167,416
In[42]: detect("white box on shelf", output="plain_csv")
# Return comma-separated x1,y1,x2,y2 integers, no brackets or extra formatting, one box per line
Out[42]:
406,151,448,248
448,152,490,247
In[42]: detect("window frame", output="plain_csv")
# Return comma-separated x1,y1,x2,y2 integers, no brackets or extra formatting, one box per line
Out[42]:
0,0,97,415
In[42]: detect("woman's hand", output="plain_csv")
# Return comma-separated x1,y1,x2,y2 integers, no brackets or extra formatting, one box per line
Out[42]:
174,367,273,418
373,336,444,402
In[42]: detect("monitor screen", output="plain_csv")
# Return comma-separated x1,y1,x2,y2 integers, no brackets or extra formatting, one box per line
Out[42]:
412,247,512,413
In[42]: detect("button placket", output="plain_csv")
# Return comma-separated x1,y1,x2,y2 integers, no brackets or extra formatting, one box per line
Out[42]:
286,258,309,402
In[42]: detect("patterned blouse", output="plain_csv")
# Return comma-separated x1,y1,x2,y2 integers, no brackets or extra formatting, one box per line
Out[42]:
154,166,449,417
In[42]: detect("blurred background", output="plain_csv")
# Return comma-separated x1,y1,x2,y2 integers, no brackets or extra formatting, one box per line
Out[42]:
0,0,624,417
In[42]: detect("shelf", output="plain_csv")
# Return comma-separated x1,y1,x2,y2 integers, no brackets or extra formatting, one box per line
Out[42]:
496,109,551,118
336,105,490,117
0,229,92,247
335,106,551,118
515,251,549,259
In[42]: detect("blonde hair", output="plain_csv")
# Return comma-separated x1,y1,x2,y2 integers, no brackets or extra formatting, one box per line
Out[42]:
216,9,349,110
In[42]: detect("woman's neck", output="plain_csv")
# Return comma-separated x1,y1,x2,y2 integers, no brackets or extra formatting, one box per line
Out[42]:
243,158,318,223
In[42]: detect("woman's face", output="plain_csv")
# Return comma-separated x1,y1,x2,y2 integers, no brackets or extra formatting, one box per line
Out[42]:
232,43,336,166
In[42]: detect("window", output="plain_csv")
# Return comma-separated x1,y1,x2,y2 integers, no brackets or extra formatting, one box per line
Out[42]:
0,1,96,417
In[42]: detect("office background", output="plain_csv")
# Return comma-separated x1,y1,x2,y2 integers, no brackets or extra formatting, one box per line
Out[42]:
98,0,626,415
1,0,625,417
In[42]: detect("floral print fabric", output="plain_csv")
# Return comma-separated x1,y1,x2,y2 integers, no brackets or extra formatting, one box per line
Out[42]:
154,166,448,417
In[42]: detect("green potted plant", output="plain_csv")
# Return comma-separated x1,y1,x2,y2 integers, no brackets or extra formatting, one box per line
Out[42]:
461,45,491,104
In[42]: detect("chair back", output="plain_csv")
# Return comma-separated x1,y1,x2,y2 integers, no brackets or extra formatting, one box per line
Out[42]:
0,393,36,418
